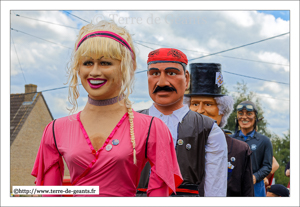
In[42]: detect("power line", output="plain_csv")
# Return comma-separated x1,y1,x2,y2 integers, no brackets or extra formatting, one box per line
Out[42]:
22,85,70,94
223,71,289,85
188,32,290,61
135,70,148,74
12,12,289,68
134,40,289,67
11,28,73,50
134,41,156,50
11,13,289,93
11,35,27,84
63,11,90,23
11,28,289,85
20,83,289,102
135,69,288,85
12,13,289,67
14,13,79,30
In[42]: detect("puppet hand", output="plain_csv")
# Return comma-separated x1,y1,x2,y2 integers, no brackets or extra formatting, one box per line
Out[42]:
286,169,290,177
263,177,269,186
253,175,256,184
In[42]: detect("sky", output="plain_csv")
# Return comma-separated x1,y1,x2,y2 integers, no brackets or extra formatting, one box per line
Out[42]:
9,10,290,136
2,1,300,207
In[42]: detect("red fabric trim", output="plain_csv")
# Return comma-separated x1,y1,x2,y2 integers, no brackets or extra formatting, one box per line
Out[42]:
137,188,147,192
175,188,198,194
138,188,198,195
268,173,275,186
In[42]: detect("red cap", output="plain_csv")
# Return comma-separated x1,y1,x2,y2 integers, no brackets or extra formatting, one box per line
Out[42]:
147,48,188,65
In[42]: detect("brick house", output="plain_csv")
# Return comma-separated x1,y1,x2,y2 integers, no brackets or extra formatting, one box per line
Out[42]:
10,84,69,191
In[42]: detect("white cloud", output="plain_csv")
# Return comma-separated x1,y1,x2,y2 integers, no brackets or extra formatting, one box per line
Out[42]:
257,52,289,72
9,10,291,137
222,11,255,27
258,82,289,97
257,12,289,38
258,93,289,113
132,100,153,111
207,38,220,49
48,95,70,115
154,35,164,42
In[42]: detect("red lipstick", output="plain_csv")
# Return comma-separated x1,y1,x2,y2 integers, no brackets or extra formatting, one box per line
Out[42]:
87,78,107,89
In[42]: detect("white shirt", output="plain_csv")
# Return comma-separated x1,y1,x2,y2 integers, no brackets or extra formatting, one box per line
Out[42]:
149,104,227,196
149,104,189,147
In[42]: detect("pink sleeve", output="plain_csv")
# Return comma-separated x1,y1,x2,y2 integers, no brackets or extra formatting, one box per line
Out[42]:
31,121,64,186
146,118,183,196
42,162,63,197
147,166,168,196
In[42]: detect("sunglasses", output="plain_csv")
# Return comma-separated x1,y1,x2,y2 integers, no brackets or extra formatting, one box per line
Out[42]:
237,104,254,111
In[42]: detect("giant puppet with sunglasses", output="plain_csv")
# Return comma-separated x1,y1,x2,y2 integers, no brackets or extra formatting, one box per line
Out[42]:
31,21,183,197
230,101,273,197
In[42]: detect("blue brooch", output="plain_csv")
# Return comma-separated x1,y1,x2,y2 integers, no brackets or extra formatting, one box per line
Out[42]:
186,143,191,150
112,139,119,146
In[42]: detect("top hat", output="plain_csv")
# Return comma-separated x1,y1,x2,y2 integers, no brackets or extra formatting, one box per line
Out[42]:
185,63,225,97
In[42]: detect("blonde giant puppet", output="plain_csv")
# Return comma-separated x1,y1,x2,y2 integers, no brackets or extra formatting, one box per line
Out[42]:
32,20,182,197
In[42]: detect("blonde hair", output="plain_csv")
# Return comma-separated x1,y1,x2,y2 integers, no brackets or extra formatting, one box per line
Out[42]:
66,20,137,164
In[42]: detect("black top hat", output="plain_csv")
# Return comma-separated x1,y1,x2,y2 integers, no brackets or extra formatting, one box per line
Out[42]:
185,63,225,97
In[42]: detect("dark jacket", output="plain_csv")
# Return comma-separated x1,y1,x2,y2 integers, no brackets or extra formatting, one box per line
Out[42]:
225,132,254,196
137,109,215,196
230,131,273,183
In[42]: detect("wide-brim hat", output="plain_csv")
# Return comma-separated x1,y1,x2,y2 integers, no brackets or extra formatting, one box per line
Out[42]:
185,63,225,97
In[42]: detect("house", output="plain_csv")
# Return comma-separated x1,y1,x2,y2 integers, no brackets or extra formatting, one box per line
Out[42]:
10,84,69,191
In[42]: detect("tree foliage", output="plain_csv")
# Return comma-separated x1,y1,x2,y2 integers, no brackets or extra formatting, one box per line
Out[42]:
223,81,271,137
271,132,290,186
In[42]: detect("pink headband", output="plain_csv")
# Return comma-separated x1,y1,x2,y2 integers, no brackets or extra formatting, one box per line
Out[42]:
76,31,134,59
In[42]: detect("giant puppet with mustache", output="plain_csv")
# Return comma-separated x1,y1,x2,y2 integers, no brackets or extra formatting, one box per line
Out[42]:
136,48,228,197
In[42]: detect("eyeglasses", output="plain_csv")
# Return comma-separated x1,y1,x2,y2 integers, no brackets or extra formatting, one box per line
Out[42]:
237,110,255,117
237,104,254,111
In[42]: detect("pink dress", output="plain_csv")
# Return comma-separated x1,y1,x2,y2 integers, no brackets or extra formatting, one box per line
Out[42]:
31,110,183,196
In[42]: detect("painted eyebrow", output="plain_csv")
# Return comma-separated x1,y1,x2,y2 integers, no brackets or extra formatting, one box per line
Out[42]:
148,68,160,71
148,67,181,72
164,67,181,71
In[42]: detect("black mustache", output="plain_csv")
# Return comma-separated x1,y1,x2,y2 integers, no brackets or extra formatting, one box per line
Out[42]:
153,85,177,94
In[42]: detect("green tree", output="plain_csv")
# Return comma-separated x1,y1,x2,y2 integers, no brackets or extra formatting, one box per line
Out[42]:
224,81,271,137
271,132,290,186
